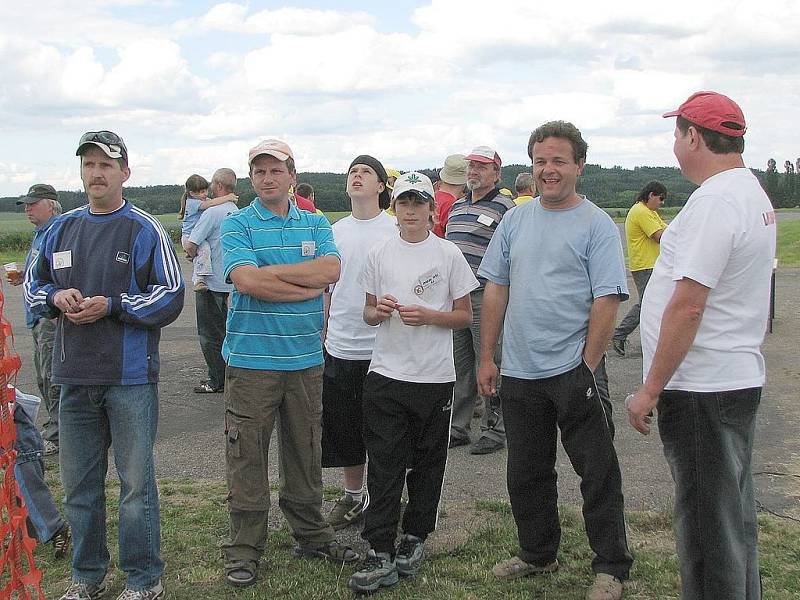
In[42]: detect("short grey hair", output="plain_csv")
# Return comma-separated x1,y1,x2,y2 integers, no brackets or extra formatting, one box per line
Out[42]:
212,168,237,193
514,172,533,194
51,200,63,215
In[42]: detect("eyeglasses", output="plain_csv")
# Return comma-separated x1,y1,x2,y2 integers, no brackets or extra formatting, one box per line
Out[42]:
78,131,128,155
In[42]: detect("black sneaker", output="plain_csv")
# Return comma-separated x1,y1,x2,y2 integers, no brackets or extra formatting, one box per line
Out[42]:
395,534,425,577
348,550,399,594
612,339,626,357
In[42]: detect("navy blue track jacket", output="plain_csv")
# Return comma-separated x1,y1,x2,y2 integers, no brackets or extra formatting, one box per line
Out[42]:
24,200,185,385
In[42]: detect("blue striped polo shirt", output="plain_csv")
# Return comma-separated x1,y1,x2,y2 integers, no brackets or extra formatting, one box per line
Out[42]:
445,186,516,288
221,199,340,371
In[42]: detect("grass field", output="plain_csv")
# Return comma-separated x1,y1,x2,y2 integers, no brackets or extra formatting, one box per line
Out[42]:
3,211,800,267
29,475,800,600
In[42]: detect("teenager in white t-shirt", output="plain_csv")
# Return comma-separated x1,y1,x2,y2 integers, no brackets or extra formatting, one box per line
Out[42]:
321,155,396,532
347,172,479,594
627,92,776,600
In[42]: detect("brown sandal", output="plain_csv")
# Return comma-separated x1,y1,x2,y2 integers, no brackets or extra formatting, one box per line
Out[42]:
225,560,257,587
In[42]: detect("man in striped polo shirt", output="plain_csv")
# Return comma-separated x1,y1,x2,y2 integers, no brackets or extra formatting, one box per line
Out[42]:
220,139,357,588
445,146,516,455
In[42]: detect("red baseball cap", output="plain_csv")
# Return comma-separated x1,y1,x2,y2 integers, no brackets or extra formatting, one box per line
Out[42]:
662,91,746,137
465,145,502,167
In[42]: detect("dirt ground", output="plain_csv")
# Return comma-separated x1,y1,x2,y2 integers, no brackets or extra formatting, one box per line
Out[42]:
2,260,798,554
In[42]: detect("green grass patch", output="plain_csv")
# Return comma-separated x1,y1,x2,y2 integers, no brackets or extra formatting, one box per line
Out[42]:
29,473,800,599
776,219,800,267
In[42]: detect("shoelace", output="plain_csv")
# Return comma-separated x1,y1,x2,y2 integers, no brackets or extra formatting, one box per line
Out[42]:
62,583,94,600
361,553,385,571
397,539,414,556
116,589,157,600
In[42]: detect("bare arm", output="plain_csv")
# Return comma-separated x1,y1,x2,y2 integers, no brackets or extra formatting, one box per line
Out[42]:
268,255,341,289
627,277,710,434
185,241,198,259
199,195,230,210
583,294,620,371
396,294,472,329
322,290,331,344
477,282,509,396
651,228,665,243
230,265,325,303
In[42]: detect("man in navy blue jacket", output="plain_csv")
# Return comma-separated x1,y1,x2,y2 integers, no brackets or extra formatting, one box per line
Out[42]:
25,130,184,600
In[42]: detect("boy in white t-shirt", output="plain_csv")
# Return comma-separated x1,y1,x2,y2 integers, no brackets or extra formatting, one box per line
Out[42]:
347,172,479,594
322,155,396,531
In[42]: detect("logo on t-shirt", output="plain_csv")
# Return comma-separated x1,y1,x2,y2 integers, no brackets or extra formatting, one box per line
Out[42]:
116,251,130,264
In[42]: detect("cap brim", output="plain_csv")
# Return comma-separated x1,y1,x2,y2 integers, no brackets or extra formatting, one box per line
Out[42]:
76,141,124,159
465,154,494,163
662,109,681,118
249,150,290,165
393,189,434,202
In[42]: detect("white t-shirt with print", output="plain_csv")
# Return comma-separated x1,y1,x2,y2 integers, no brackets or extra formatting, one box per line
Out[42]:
359,232,479,384
641,168,777,392
326,211,398,360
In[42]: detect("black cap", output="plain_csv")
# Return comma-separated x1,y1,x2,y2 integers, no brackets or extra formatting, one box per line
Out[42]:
17,183,58,205
349,155,391,209
75,130,128,163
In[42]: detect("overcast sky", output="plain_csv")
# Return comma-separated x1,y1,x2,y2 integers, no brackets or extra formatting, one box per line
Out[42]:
1,0,798,196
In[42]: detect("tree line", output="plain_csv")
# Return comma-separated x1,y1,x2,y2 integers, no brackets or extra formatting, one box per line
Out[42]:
1,163,795,214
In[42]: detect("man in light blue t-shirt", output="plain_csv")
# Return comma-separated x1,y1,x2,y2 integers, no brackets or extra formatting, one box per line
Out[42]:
186,168,238,394
477,121,633,600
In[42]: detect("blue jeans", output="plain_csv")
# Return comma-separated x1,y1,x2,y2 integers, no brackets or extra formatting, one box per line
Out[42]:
658,388,761,600
59,384,164,590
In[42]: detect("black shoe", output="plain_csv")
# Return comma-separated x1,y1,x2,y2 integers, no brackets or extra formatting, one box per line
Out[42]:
611,339,626,357
194,382,223,393
448,436,470,449
470,437,504,455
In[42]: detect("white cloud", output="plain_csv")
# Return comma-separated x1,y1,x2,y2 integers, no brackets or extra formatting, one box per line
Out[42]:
1,1,799,196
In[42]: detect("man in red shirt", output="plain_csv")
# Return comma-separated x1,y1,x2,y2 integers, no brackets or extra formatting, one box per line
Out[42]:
432,154,467,238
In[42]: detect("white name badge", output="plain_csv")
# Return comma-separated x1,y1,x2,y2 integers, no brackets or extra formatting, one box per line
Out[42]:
301,241,316,257
477,213,494,227
53,250,72,269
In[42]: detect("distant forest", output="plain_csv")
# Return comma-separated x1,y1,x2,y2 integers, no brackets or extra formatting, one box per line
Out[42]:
2,163,797,214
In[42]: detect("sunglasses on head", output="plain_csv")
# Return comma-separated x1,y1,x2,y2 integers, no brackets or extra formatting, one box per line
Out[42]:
79,131,127,154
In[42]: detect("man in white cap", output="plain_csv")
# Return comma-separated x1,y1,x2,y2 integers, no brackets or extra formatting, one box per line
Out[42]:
627,91,776,599
432,154,467,238
219,139,357,588
445,146,515,454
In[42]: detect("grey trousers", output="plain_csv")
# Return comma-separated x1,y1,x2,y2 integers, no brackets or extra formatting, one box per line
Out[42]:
32,318,60,443
613,269,652,342
451,289,504,443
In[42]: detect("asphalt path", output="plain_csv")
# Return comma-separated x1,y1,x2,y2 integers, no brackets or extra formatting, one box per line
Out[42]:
2,248,798,526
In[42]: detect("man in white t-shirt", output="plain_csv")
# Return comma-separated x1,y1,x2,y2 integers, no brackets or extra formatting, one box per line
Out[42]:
322,155,396,531
627,91,776,600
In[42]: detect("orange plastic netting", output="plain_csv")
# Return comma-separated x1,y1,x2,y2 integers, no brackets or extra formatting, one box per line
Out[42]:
0,281,44,599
